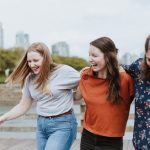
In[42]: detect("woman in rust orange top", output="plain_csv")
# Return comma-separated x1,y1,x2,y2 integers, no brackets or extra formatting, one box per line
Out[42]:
74,37,134,150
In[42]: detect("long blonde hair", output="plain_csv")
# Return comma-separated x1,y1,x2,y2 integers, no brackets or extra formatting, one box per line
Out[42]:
6,42,58,89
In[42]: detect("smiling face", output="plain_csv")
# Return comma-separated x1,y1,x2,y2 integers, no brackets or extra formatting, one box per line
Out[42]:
89,45,106,74
27,51,44,74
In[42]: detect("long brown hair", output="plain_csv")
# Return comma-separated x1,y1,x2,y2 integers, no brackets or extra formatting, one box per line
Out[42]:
140,35,150,81
6,42,57,88
90,37,122,103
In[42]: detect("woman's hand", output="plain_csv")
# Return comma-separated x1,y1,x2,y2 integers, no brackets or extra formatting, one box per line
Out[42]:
80,67,90,75
73,86,83,101
119,65,125,72
0,115,6,125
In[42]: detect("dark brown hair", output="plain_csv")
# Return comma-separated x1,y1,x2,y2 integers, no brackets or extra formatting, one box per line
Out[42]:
6,42,58,89
90,37,122,103
140,35,150,81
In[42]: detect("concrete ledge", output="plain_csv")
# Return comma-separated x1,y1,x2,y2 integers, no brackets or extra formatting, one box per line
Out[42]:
0,139,134,150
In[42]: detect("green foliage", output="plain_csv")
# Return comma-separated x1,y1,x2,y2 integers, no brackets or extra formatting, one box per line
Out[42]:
0,47,88,73
0,72,6,83
52,55,89,71
0,48,24,72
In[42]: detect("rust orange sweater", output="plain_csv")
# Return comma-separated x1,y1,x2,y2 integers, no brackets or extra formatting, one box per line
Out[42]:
79,68,134,137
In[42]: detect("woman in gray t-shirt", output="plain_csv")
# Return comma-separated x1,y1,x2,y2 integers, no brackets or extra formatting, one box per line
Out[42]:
0,42,80,150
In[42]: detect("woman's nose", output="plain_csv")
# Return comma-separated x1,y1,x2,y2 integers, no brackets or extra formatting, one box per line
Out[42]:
30,62,35,67
89,56,93,62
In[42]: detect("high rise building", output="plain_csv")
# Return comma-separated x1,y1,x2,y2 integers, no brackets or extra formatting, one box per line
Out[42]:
51,41,70,57
15,31,30,49
121,52,139,65
121,52,131,65
0,22,4,48
140,51,144,58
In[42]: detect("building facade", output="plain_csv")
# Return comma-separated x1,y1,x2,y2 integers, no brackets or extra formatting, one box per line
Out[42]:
121,52,139,65
51,41,70,57
0,22,4,48
15,31,30,49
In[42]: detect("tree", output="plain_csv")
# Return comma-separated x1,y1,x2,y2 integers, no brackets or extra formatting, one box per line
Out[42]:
0,48,88,73
52,55,89,71
0,48,24,73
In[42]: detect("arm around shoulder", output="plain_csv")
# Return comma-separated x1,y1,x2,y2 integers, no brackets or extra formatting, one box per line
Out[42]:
128,75,134,103
73,86,83,101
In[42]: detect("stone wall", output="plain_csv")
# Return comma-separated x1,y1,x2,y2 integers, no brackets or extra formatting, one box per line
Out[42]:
0,84,22,105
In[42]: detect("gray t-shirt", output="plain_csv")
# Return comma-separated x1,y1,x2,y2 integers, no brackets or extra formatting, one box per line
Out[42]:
22,65,80,116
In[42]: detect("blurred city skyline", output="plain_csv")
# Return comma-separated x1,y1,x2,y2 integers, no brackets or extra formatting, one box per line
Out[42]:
0,0,150,59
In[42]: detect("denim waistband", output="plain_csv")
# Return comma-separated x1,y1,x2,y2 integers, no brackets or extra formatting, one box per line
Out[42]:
39,109,73,118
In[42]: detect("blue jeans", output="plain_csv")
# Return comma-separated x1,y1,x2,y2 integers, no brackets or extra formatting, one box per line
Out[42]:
36,112,77,150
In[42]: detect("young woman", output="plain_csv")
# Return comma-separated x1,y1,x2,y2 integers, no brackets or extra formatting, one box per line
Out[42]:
122,35,150,150
74,37,134,150
0,42,80,150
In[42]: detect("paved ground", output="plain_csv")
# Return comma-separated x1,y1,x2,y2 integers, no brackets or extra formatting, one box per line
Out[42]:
0,139,134,150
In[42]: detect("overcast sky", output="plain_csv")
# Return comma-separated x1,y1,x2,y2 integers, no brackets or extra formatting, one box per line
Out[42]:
0,0,150,59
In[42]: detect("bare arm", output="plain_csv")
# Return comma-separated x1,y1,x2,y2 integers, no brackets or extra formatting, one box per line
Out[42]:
0,95,33,124
73,86,83,101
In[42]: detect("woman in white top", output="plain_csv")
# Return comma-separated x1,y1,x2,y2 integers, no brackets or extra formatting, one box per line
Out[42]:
0,42,80,150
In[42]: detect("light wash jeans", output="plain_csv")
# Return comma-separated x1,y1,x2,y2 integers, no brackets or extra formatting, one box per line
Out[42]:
36,112,77,150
